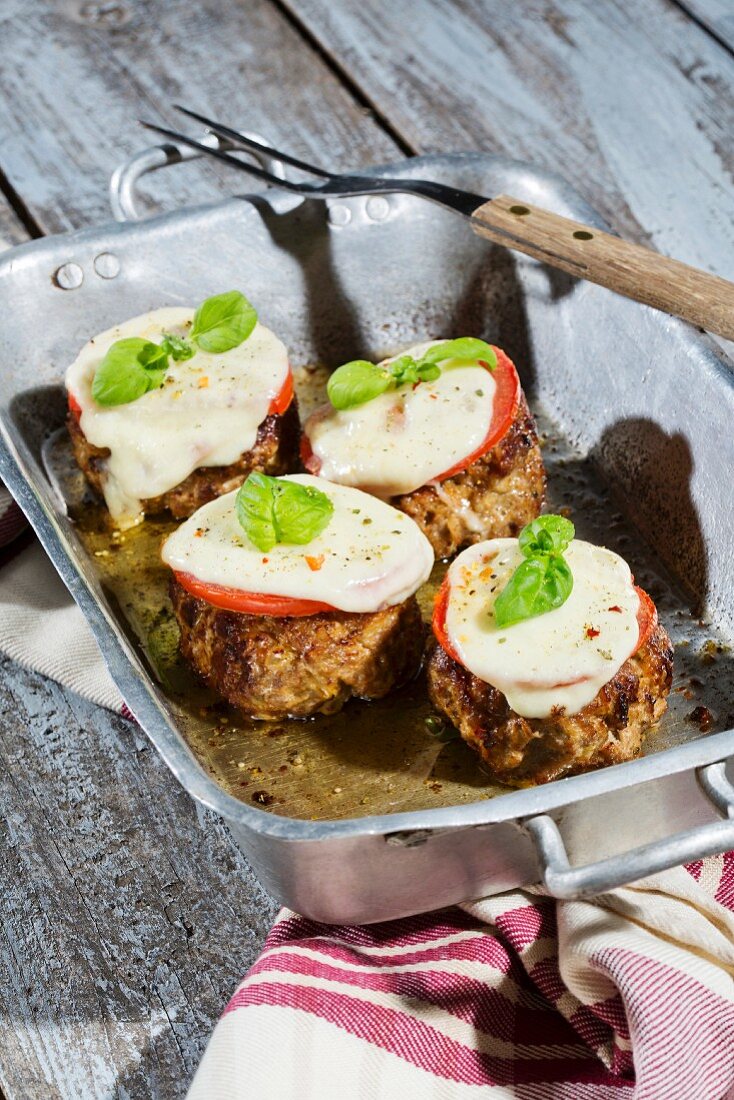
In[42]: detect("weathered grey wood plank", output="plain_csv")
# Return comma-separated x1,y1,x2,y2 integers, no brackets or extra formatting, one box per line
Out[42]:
0,657,278,1099
0,1,730,1096
0,0,396,235
280,0,734,279
678,0,734,50
0,194,30,250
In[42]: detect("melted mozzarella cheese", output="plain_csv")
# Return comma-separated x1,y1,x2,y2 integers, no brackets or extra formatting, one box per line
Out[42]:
161,475,434,614
444,538,641,718
305,340,496,497
65,307,290,528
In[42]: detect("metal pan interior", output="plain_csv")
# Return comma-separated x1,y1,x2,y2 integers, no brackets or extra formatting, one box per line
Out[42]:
2,152,734,826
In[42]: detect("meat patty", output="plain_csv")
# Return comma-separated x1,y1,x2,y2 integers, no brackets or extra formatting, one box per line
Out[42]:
169,575,426,719
68,399,301,520
392,395,545,559
426,622,673,786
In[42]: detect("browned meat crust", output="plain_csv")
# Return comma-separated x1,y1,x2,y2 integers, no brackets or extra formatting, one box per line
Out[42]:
67,399,301,519
391,395,546,559
426,622,674,786
169,576,426,719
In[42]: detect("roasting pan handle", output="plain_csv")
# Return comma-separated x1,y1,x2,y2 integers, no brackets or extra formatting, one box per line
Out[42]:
109,131,288,222
524,760,734,899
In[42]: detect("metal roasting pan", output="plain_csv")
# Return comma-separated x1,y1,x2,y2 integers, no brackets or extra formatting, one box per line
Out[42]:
2,142,734,923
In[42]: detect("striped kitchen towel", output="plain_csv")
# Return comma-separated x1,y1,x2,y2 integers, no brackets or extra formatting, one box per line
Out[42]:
188,858,734,1099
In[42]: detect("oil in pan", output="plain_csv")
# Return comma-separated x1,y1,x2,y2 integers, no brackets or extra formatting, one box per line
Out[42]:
43,365,734,822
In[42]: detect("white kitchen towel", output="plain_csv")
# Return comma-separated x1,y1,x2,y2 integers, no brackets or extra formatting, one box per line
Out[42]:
0,486,123,710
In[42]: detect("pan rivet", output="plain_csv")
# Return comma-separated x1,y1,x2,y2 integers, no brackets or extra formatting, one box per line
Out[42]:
328,204,352,226
366,196,390,222
573,230,594,240
93,252,121,279
53,263,84,290
509,205,530,215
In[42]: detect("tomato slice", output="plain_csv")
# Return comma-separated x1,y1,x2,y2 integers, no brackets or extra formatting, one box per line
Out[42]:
301,347,521,483
634,585,657,650
432,576,462,662
301,431,320,474
68,392,82,420
269,370,294,416
433,577,658,670
174,570,337,617
433,348,520,481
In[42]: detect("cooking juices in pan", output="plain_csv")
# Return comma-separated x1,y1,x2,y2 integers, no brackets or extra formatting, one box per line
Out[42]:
45,363,733,821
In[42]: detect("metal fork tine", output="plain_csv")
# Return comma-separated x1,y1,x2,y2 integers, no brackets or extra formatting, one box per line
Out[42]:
173,105,331,179
138,121,316,194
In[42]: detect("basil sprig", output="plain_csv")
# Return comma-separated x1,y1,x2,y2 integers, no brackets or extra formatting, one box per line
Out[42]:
91,290,257,407
327,337,497,411
493,515,575,628
236,473,334,553
160,333,195,362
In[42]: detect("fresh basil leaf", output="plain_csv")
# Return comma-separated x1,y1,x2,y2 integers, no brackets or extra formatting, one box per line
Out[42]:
190,290,258,353
519,515,575,558
421,338,497,369
236,474,334,552
236,473,278,552
388,355,445,387
160,333,194,361
138,342,170,371
417,362,441,382
91,338,168,407
494,553,573,628
327,360,392,410
387,355,420,386
271,480,334,546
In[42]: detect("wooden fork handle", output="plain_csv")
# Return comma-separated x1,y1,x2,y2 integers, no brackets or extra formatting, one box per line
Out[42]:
471,195,734,341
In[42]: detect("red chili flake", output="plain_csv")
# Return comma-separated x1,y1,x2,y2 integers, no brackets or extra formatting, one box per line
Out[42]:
386,403,406,429
305,554,325,571
586,626,600,639
608,605,622,613
262,557,269,564
429,393,439,400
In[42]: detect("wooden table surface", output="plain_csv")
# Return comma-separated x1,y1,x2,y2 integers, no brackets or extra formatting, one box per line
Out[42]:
0,0,731,1095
